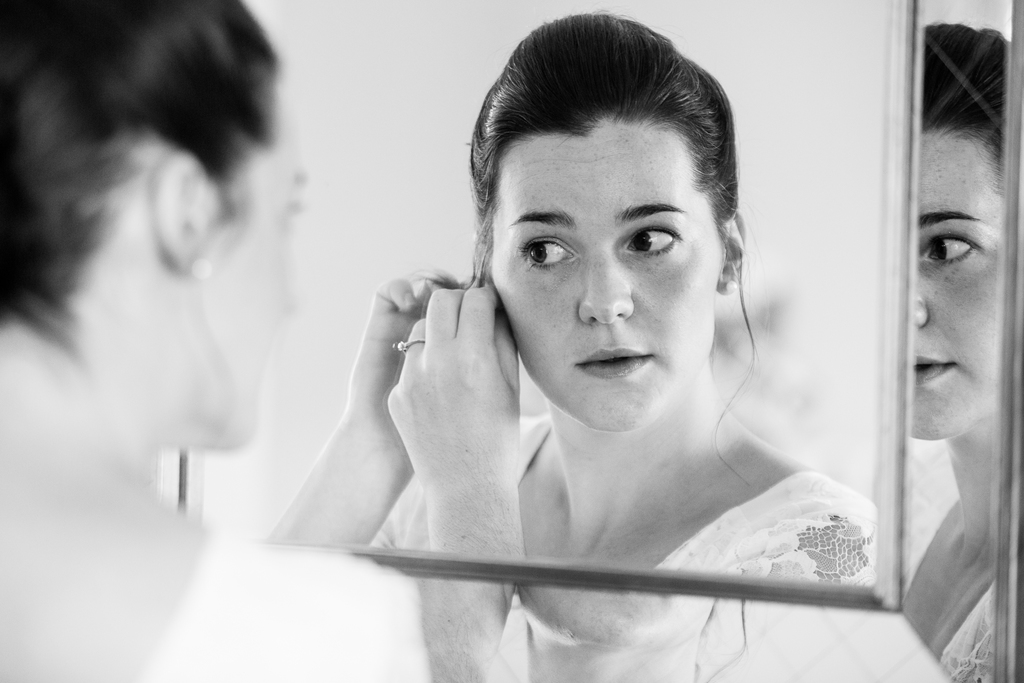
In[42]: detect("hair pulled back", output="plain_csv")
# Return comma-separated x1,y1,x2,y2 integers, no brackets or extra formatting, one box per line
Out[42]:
923,23,1006,175
0,0,277,337
469,13,740,278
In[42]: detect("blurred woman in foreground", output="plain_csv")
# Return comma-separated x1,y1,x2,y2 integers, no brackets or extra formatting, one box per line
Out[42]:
0,1,428,681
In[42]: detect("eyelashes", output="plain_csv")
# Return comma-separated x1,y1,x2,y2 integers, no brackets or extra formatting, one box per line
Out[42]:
519,228,682,269
922,235,974,264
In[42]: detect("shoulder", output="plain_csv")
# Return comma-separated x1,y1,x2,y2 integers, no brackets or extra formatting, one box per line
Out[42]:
139,535,430,683
663,471,877,582
728,472,877,584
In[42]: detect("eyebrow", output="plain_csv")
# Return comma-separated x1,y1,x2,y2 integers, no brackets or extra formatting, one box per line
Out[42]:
919,210,978,227
511,203,684,229
617,203,685,222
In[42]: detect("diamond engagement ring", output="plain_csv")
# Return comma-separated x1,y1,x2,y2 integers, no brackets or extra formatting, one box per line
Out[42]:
393,339,426,353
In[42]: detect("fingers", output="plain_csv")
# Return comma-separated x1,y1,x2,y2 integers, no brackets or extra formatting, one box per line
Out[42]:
425,288,465,342
400,318,427,362
494,308,520,392
373,278,424,315
456,286,498,345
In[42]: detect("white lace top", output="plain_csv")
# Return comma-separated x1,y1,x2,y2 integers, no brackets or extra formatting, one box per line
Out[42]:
375,415,877,682
940,586,993,683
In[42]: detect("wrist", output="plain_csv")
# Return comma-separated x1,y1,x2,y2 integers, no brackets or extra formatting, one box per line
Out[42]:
423,478,524,557
330,413,412,474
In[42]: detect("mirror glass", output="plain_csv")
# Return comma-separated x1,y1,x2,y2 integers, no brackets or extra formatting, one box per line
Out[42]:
903,0,1010,677
179,0,942,679
209,0,891,561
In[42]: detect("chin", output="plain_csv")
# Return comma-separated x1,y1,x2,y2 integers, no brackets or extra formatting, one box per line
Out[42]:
549,392,661,433
210,404,262,449
911,397,982,442
176,399,260,451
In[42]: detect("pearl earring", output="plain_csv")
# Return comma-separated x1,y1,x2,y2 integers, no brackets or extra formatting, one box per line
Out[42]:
721,279,738,295
191,258,213,280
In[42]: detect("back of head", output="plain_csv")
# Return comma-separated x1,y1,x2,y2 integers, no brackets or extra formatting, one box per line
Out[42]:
0,0,277,341
469,13,739,277
923,23,1006,174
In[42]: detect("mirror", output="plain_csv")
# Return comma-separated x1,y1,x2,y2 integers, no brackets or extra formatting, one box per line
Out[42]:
182,0,954,679
903,0,1011,679
210,0,893,570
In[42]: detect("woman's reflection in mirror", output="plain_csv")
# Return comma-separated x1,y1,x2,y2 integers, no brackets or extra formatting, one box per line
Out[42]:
280,13,877,682
904,23,1006,683
0,1,429,680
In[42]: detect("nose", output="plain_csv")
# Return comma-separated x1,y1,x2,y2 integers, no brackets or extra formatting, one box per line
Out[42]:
913,295,928,328
578,258,634,324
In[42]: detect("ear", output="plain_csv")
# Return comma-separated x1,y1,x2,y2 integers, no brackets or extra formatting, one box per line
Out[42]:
147,150,223,278
717,215,745,295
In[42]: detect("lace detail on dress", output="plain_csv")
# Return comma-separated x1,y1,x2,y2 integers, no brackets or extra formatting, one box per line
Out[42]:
733,513,876,586
941,586,994,683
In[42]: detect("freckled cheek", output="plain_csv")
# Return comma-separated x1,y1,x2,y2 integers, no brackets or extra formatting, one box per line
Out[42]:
642,265,715,327
929,269,999,371
495,271,575,371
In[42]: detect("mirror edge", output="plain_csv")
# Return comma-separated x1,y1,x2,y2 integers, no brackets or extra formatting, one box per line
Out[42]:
877,0,920,612
995,0,1024,678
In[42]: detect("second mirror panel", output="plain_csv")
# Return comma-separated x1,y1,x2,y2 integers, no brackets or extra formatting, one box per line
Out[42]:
903,0,1010,680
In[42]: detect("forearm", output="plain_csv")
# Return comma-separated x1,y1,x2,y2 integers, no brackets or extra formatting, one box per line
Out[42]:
419,481,523,682
271,413,413,546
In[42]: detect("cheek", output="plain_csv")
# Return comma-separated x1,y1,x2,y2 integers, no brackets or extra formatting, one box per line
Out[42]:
933,268,1000,371
493,269,565,372
203,222,291,398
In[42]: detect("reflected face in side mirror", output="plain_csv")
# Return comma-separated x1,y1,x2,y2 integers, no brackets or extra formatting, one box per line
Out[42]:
913,131,1003,441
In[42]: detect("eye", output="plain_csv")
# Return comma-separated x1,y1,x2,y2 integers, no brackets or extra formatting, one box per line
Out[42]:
629,229,676,253
523,240,571,267
925,237,972,262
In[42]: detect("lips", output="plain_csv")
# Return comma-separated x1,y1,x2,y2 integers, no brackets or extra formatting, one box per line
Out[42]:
914,357,955,385
578,348,652,378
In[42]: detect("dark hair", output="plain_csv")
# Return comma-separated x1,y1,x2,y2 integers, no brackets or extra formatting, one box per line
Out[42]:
923,23,1006,176
469,13,741,279
0,0,278,339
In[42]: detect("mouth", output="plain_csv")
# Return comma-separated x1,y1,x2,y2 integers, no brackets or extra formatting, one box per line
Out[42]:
914,359,956,385
577,349,652,379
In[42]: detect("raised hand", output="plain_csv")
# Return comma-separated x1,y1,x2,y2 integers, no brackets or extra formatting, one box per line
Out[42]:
387,285,524,682
272,273,462,546
388,285,521,507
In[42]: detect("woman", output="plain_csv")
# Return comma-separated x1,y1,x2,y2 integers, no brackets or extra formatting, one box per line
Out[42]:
903,23,1005,683
280,13,876,682
0,1,428,681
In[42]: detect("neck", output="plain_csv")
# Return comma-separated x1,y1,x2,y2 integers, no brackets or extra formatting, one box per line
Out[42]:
0,322,156,487
543,367,735,522
946,417,998,560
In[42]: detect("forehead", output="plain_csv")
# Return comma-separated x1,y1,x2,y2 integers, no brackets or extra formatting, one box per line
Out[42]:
920,132,1001,220
495,122,705,219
